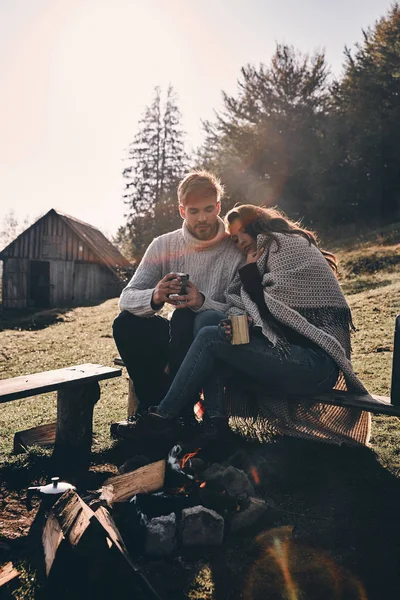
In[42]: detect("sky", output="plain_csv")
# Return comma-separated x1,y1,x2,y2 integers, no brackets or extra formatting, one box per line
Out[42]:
0,0,393,241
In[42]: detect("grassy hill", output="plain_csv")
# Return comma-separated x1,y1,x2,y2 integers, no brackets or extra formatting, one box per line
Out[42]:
0,228,399,463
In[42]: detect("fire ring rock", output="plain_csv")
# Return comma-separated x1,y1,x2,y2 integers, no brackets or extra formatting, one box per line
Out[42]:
145,513,176,556
181,506,224,547
222,466,256,499
230,497,271,533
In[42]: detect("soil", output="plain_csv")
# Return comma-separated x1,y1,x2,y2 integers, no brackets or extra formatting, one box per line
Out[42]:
2,436,400,599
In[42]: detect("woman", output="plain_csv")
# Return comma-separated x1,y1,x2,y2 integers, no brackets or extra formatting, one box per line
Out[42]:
130,205,372,446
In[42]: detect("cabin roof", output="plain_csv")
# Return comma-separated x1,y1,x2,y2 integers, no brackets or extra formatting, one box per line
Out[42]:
0,209,131,271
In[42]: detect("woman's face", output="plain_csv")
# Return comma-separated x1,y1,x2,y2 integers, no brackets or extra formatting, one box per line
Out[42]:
229,218,257,255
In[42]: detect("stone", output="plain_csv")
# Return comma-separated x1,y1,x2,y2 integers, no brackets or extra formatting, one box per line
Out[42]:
222,466,255,499
181,506,224,547
145,513,176,556
202,463,226,481
201,464,227,492
230,497,271,533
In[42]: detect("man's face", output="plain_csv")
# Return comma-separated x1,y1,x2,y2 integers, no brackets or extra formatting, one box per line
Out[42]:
179,193,221,241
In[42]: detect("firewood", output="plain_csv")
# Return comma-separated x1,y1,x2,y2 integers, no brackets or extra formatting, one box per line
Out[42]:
42,512,64,576
13,422,56,454
42,489,102,577
0,562,20,588
101,459,166,503
42,490,164,599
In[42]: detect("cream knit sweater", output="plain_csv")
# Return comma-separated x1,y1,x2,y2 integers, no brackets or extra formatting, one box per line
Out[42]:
119,217,244,317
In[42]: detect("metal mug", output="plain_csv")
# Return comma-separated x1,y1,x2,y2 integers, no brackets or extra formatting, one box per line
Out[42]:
219,315,250,345
169,273,189,304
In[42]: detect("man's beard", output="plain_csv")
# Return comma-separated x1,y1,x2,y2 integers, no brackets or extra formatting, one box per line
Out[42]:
190,222,218,241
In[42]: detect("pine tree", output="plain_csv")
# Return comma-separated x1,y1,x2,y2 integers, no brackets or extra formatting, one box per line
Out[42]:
198,44,330,223
332,4,400,222
122,86,188,259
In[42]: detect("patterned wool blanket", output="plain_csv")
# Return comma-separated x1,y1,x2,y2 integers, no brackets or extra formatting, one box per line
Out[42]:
225,232,373,445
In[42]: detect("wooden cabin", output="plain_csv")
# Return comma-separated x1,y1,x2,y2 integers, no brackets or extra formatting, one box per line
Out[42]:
0,209,131,310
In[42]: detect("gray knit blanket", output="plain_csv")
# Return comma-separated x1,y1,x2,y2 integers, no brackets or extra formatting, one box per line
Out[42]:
225,232,374,445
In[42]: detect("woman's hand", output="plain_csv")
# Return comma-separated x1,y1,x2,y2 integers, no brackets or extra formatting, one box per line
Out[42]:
246,247,265,265
218,316,252,341
218,319,232,341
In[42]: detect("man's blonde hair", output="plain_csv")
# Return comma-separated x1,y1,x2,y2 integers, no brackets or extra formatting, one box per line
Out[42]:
178,170,224,206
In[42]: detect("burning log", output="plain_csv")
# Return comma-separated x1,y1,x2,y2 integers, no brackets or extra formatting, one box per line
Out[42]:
133,484,238,521
101,459,166,504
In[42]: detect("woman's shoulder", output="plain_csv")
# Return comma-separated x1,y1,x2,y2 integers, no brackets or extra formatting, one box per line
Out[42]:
261,231,310,250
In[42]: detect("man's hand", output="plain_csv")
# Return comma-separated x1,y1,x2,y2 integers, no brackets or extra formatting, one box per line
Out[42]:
152,273,184,307
173,281,204,310
245,247,265,265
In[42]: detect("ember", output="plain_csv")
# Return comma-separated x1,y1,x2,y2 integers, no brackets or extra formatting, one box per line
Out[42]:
250,466,260,485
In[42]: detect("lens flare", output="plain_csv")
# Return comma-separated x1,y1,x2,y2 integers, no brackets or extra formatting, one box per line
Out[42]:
243,527,368,600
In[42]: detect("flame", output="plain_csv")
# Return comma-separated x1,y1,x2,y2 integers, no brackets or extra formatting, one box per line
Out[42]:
199,481,206,489
194,400,205,419
250,466,260,485
181,448,201,469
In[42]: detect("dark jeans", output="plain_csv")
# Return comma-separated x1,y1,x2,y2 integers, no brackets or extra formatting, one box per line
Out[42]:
157,325,340,419
112,309,225,412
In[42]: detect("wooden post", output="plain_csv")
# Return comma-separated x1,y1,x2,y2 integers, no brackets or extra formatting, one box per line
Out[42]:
52,381,100,481
127,377,138,418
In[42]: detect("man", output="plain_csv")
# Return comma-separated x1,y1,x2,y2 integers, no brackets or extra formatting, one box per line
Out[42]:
112,170,243,429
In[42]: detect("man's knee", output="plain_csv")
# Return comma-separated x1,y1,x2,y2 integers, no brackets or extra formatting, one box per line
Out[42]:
113,311,169,344
169,309,196,347
170,308,196,328
113,311,142,341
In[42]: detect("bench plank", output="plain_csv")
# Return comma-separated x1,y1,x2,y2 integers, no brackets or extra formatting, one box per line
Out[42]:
290,390,399,417
0,363,121,403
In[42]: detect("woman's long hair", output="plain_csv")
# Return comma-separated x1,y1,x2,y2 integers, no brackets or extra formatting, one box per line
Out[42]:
225,204,337,273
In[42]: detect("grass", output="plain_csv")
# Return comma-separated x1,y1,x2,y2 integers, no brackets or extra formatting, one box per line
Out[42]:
0,226,399,599
338,241,400,295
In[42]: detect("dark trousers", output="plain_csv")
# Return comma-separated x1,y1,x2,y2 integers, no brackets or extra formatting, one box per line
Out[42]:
112,309,198,413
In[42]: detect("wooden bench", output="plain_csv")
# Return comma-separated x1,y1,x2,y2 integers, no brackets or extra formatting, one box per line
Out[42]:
0,363,121,478
297,313,400,415
113,315,400,420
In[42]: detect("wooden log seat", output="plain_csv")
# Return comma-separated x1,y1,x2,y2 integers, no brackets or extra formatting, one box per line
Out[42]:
0,364,121,479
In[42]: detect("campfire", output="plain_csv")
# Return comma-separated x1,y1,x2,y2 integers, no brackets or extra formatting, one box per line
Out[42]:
38,437,372,600
90,442,275,561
